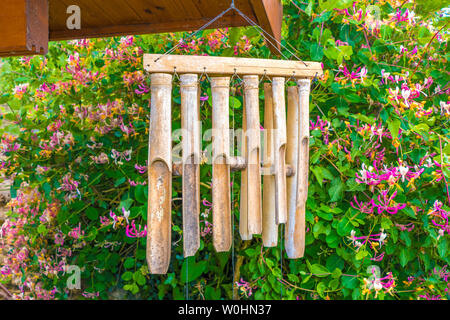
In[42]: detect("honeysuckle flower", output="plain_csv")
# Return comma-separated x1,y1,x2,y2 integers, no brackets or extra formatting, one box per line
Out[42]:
135,84,150,95
36,165,49,175
418,293,442,300
363,268,396,298
68,223,84,240
82,291,100,299
350,196,375,214
125,220,147,238
135,163,148,174
121,207,130,225
111,148,132,165
91,152,109,164
348,230,388,249
440,101,450,115
398,165,409,182
235,278,255,298
57,173,81,201
128,179,147,187
428,200,449,236
99,216,110,227
202,199,212,207
371,252,385,262
374,190,406,215
395,222,415,232
13,83,29,99
201,220,212,237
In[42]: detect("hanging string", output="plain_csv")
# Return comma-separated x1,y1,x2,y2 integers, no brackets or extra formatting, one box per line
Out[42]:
229,69,242,300
154,4,235,62
259,69,272,85
154,0,308,66
280,224,284,300
231,6,308,66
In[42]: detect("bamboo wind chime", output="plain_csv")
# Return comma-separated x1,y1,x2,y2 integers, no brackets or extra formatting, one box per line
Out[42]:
144,54,322,274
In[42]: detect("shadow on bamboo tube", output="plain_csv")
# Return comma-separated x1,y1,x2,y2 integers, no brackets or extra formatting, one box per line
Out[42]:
147,73,172,274
211,76,231,252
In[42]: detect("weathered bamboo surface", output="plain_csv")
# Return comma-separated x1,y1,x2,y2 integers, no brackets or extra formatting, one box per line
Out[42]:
272,77,287,225
262,83,277,247
242,75,262,236
143,55,321,272
180,74,201,257
285,79,311,259
285,86,300,258
211,76,232,252
239,99,251,240
147,73,173,274
144,54,323,78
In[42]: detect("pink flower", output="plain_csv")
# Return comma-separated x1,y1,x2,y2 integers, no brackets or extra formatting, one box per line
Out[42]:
374,190,406,215
68,223,84,239
125,220,147,238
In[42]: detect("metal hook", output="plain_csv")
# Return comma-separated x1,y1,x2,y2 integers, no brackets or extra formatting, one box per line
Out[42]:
173,66,181,82
198,67,211,84
286,71,297,84
259,69,272,85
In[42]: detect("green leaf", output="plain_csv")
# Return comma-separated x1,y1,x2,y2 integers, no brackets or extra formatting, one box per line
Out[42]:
387,118,401,139
310,43,324,61
85,207,99,221
114,177,126,187
310,264,330,277
355,250,369,260
305,0,314,16
438,238,448,259
328,177,344,202
400,231,412,247
230,96,241,109
381,217,394,230
317,282,326,298
399,248,411,267
337,217,352,236
124,258,135,269
135,185,147,204
122,271,133,281
181,258,208,283
37,224,48,235
331,268,342,279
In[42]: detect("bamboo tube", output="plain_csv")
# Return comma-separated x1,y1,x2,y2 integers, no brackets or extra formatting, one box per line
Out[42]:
242,75,262,236
286,78,311,259
272,77,287,225
147,73,173,274
180,74,200,257
211,77,232,252
285,86,300,258
262,83,277,247
239,100,251,240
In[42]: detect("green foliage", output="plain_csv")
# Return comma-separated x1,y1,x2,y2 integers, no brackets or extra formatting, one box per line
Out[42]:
0,0,449,301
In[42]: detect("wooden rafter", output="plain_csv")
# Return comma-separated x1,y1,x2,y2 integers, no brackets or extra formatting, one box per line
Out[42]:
144,54,323,78
0,0,284,57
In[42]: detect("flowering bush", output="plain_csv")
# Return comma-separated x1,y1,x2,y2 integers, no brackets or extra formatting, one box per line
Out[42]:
0,0,449,300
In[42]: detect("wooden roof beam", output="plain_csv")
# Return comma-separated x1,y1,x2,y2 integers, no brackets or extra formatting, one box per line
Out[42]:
0,0,48,57
250,0,283,54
